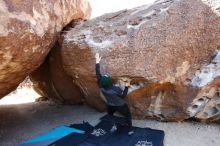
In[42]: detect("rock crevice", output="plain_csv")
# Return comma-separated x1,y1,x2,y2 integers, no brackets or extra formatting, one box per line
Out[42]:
28,0,220,122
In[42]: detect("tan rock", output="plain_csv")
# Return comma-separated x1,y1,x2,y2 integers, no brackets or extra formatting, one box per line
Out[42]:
30,42,84,105
188,77,220,121
0,0,91,98
33,0,220,121
206,87,217,99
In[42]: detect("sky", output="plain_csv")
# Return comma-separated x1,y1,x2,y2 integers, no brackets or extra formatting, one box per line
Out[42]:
89,0,156,18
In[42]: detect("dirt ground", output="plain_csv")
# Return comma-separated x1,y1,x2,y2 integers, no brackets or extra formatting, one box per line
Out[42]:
0,101,220,146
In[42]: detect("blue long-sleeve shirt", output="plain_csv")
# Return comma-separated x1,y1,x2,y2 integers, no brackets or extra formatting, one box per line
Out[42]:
96,63,128,106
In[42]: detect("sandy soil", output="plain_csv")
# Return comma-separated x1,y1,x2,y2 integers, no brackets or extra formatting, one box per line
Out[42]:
0,101,220,146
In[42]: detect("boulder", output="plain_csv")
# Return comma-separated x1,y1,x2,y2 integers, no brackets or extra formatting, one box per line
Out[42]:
0,0,91,98
30,42,84,105
59,0,220,121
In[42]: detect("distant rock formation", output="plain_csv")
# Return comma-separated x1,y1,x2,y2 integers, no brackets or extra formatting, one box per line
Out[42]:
0,0,91,98
58,0,220,121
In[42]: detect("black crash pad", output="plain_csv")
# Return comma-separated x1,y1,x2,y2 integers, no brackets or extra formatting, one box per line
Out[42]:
48,115,165,146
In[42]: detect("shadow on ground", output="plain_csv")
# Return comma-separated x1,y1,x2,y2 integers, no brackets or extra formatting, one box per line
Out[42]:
0,102,219,146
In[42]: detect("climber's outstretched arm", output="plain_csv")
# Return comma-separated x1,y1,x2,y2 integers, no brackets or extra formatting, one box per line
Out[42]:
95,53,102,85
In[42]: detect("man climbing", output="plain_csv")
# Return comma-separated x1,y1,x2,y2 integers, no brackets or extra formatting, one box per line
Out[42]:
95,53,134,135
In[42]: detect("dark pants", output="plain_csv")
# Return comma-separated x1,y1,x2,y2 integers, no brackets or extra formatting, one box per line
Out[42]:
107,104,132,130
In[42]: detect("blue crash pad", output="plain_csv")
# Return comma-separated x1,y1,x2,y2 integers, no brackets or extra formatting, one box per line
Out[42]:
20,125,84,145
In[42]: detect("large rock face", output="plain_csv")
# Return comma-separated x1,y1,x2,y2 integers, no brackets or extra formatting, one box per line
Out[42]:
30,42,84,105
58,0,220,121
0,0,91,98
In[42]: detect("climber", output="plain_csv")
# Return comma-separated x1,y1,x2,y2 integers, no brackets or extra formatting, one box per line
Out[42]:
95,53,134,135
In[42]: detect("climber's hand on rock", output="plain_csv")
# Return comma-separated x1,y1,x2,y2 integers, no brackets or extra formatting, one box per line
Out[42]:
125,82,130,87
125,78,132,87
95,53,101,63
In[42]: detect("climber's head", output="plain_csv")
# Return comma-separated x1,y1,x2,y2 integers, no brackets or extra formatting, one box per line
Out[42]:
101,74,113,88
